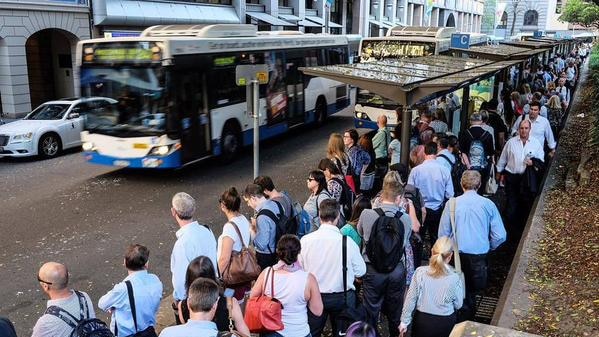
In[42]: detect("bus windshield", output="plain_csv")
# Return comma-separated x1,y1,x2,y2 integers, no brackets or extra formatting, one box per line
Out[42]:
80,66,169,137
356,89,397,109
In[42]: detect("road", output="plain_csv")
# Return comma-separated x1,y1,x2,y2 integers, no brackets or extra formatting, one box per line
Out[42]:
0,110,355,336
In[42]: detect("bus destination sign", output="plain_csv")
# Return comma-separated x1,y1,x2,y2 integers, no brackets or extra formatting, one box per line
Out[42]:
83,42,161,64
360,40,436,62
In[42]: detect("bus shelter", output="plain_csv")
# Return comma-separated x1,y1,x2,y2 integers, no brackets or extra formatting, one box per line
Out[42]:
449,44,551,99
300,55,519,166
523,36,575,57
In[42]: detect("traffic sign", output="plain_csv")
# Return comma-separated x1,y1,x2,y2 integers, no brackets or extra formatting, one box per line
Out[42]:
533,30,543,38
326,0,333,7
451,34,470,49
235,64,269,86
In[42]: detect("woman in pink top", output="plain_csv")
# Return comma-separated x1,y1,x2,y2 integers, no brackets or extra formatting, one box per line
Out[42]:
249,235,323,337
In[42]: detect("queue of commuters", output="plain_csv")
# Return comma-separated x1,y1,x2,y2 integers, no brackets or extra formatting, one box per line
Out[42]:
19,43,588,337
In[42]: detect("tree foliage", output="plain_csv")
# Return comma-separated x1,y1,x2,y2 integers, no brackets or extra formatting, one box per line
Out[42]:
559,0,599,28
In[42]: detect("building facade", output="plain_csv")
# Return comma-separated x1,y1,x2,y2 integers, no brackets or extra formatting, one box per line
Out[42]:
363,0,484,37
0,0,90,117
485,0,569,39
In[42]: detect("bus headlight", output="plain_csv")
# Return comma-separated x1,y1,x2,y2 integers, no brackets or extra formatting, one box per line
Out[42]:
82,142,94,151
149,145,171,156
355,111,371,121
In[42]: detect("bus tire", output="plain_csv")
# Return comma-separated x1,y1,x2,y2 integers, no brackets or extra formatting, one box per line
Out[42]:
315,97,327,126
38,133,62,159
220,122,241,163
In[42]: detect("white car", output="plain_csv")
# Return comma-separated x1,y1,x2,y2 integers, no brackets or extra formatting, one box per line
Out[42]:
0,97,117,158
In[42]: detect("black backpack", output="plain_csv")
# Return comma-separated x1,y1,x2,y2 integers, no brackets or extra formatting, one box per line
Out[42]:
402,187,422,224
331,177,355,218
438,153,467,197
366,208,405,273
45,291,114,337
258,202,290,252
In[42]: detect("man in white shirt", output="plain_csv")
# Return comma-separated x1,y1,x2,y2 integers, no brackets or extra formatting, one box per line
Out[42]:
169,192,217,323
497,119,545,231
300,199,366,337
32,262,97,337
159,278,220,337
511,101,556,158
98,244,163,336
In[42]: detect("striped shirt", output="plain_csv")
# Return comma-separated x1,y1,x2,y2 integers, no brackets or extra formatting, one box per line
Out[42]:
400,266,463,325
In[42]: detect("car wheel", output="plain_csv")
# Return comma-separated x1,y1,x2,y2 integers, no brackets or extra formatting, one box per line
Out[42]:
220,124,241,163
38,134,61,159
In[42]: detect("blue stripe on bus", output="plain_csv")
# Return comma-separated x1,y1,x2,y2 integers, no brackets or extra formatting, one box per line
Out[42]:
83,150,181,169
354,118,378,130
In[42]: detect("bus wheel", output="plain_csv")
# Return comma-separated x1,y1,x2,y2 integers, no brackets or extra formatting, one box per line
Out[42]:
220,125,241,163
316,98,327,126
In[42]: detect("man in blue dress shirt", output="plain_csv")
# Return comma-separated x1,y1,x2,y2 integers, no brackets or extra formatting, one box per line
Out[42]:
98,244,163,337
159,278,220,337
438,170,506,319
408,142,454,250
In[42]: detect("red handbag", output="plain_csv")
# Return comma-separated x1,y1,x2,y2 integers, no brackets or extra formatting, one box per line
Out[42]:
244,268,284,333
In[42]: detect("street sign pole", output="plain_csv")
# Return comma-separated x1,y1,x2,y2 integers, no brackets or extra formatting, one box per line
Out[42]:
251,79,260,179
235,64,269,179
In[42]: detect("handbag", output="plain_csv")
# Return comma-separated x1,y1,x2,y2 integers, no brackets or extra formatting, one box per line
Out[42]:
336,157,357,193
337,236,367,335
217,297,250,337
449,198,466,300
360,171,375,191
485,165,498,195
114,281,158,337
244,268,284,333
221,221,262,287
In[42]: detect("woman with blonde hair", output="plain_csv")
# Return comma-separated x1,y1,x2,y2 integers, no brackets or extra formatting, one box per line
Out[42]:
327,132,351,177
398,237,463,337
510,91,524,119
547,81,556,93
521,83,532,103
547,94,564,137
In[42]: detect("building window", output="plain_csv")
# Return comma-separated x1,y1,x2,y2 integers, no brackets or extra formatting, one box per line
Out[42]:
556,0,563,14
498,11,507,28
523,10,538,26
279,0,289,6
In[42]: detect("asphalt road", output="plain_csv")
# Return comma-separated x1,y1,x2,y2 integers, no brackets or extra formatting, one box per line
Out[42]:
0,109,355,336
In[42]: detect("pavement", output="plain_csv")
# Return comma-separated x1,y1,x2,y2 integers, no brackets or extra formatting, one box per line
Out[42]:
0,108,356,336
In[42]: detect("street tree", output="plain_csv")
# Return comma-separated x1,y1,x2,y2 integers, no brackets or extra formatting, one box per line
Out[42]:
559,0,599,29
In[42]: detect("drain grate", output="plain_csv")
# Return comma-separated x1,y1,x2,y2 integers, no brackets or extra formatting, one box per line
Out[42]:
475,295,499,324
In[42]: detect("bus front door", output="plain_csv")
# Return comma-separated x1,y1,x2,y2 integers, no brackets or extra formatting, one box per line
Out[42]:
176,71,210,163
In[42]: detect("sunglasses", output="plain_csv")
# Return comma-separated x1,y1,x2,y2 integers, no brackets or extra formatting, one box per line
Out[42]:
37,276,52,285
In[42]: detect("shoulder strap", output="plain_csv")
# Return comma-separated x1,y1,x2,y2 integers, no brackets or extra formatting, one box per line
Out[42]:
438,153,453,166
44,306,80,328
74,290,89,320
449,198,462,273
256,210,278,253
342,235,348,306
374,208,385,217
228,221,246,249
272,200,285,217
125,281,138,333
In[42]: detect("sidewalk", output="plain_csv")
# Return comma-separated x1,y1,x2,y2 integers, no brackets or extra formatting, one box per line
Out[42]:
156,294,176,334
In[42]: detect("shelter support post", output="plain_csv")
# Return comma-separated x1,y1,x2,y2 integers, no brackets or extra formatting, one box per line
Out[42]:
493,73,501,101
460,85,470,132
517,61,524,89
400,106,412,167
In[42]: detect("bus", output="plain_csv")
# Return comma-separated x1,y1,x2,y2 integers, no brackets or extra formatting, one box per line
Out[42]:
77,24,356,169
354,26,487,129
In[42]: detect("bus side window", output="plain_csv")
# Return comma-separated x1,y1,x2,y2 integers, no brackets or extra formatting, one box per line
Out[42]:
326,47,346,65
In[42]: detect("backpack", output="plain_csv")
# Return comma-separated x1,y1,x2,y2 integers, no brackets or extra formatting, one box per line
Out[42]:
258,202,289,253
331,177,355,218
438,153,467,197
45,291,114,337
366,208,405,273
402,188,422,224
466,129,489,170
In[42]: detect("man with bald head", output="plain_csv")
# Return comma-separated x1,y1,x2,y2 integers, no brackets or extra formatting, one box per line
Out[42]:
32,262,96,337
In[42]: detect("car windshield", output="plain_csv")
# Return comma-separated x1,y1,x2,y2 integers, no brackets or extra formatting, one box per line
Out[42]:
80,66,169,137
25,104,70,120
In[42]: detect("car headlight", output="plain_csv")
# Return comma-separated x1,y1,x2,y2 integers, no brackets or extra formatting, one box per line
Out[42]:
149,145,171,156
82,142,94,151
11,132,33,142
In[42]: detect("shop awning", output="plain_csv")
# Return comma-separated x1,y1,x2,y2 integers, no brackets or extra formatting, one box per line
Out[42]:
279,13,301,22
369,20,395,29
305,15,325,26
246,12,295,26
299,19,321,27
300,55,520,106
328,21,343,28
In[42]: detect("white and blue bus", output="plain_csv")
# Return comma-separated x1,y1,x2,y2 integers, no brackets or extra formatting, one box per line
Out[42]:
77,24,356,168
355,26,487,129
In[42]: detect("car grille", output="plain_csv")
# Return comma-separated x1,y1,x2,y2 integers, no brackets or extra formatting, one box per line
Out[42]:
0,135,9,146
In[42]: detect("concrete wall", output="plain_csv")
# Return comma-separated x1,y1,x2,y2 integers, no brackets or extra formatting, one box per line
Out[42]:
0,5,90,117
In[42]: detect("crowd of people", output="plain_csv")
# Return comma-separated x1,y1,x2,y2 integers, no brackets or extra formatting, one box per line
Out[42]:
5,43,588,337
